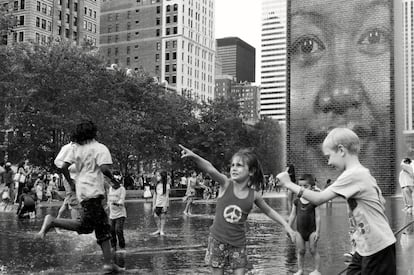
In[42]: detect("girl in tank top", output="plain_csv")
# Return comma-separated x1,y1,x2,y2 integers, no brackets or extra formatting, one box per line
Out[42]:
179,144,295,275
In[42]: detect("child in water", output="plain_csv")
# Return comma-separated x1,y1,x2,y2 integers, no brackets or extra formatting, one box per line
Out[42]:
288,174,321,275
179,144,295,274
151,170,170,236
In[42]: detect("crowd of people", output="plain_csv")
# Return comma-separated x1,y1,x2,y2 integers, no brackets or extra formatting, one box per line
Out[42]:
0,122,405,275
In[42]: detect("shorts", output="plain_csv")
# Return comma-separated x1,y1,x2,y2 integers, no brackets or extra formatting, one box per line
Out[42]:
205,234,248,270
347,244,396,275
77,196,111,245
154,206,167,216
64,192,79,209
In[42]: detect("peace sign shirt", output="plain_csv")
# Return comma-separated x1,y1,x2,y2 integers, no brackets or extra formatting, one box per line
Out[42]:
210,180,255,248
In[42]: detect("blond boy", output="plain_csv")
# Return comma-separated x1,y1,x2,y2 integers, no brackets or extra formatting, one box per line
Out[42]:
277,128,396,275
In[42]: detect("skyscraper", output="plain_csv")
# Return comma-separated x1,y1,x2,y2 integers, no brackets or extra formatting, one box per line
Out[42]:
260,0,286,121
100,0,216,101
0,0,100,46
216,37,255,83
403,0,414,132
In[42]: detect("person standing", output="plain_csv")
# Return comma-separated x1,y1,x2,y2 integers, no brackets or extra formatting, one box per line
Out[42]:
37,120,124,273
151,170,170,236
108,178,127,252
400,158,414,213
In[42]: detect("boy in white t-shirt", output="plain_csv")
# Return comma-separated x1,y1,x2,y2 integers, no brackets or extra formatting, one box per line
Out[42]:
36,121,124,274
277,127,396,275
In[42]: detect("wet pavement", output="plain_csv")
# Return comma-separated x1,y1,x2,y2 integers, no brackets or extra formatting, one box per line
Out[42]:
0,194,412,274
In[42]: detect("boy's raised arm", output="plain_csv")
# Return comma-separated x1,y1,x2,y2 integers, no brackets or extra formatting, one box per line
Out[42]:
179,145,227,186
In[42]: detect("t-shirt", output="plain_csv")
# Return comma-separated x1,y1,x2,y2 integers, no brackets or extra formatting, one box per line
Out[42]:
63,139,112,203
155,183,170,207
326,166,396,256
107,186,127,219
54,142,77,181
399,162,414,188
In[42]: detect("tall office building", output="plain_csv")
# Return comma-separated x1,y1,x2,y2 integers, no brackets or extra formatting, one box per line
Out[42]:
216,37,255,83
404,0,414,132
0,0,100,46
100,0,215,101
260,0,286,121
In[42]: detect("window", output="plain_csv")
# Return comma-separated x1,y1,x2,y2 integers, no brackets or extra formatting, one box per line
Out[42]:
165,41,169,48
156,29,160,36
47,6,52,15
127,33,131,41
166,28,170,35
41,3,46,13
108,26,112,33
173,4,178,11
115,47,118,56
107,48,111,56
74,2,78,11
88,22,92,31
126,57,130,66
115,34,118,42
165,52,169,60
173,27,177,34
172,52,176,59
36,33,40,43
59,10,62,20
135,31,139,35
73,17,77,26
172,40,177,48
19,31,24,41
94,11,96,18
172,64,177,71
165,65,169,72
173,15,177,22
83,21,87,29
65,28,69,38
135,20,140,24
20,0,24,9
115,13,119,20
47,21,51,31
66,0,70,8
84,7,87,15
156,6,160,14
19,15,24,25
36,17,40,27
41,19,46,29
166,5,170,12
172,75,176,84
166,16,170,24
89,9,92,17
13,1,18,11
127,11,131,19
155,54,160,62
108,36,111,43
66,14,70,23
36,1,40,11
126,46,130,54
156,18,160,25
58,26,61,35
115,24,119,32
127,22,131,30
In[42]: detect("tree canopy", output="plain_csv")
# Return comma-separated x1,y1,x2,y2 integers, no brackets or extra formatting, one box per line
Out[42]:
0,42,284,177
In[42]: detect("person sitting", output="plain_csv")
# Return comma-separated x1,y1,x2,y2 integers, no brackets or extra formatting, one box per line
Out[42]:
16,187,36,219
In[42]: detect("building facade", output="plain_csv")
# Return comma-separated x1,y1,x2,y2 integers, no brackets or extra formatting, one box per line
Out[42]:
216,37,255,83
214,75,260,124
100,0,215,101
260,0,286,121
0,0,100,46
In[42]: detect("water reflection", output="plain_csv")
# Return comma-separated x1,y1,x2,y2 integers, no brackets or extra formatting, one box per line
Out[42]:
0,197,411,274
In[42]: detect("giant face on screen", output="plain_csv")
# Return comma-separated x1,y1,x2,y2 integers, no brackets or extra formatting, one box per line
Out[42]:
289,0,394,189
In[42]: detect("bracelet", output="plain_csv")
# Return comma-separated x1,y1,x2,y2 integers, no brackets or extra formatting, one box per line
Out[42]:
298,186,305,198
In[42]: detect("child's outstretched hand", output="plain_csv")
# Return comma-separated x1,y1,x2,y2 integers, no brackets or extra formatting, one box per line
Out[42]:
179,144,196,159
287,228,296,243
276,167,291,187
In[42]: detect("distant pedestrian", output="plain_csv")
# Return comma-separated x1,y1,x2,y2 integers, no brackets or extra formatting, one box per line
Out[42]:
151,170,170,236
183,170,197,216
400,158,414,213
108,177,127,252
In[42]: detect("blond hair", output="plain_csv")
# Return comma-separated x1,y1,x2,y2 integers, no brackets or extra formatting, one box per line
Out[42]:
323,128,360,155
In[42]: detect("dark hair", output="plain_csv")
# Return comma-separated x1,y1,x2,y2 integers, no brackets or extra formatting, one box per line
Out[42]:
232,148,264,191
72,120,97,144
156,170,168,195
404,158,412,164
23,187,29,193
287,164,296,183
298,174,316,187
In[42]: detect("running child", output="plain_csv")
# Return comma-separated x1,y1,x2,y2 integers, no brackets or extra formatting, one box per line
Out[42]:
179,145,295,275
151,170,170,236
276,127,396,275
288,174,321,275
107,176,127,251
36,120,124,273
55,142,80,220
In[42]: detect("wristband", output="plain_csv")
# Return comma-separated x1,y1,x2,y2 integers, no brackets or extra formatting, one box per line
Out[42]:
297,186,305,198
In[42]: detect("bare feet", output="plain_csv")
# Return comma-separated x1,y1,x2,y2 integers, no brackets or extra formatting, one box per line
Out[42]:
36,214,54,239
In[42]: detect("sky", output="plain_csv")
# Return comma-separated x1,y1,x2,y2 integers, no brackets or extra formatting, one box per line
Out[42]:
214,0,262,82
